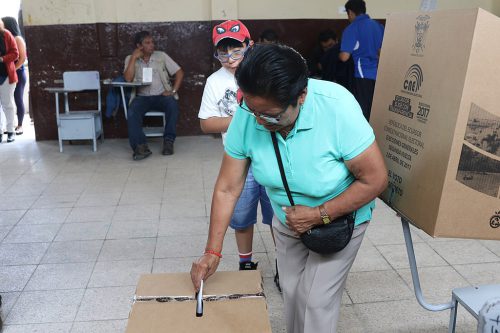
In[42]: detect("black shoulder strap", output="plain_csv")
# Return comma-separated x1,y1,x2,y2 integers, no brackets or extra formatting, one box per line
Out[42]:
271,132,295,206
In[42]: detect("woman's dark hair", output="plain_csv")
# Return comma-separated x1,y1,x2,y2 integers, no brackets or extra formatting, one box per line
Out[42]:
235,44,308,108
1,17,22,37
345,0,366,15
133,31,152,47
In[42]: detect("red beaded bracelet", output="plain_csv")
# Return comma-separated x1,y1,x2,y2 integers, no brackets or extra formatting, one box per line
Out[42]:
204,249,222,258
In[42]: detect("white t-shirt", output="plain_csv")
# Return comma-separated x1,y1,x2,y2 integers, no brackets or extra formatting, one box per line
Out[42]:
198,67,238,145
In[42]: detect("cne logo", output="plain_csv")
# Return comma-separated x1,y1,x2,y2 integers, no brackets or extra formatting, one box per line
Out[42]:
403,64,424,95
490,211,500,228
412,15,430,55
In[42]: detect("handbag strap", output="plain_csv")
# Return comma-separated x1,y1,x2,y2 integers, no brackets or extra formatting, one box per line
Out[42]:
271,132,295,206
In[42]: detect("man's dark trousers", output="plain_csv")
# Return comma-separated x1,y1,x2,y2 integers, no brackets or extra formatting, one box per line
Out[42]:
127,95,179,149
354,78,376,121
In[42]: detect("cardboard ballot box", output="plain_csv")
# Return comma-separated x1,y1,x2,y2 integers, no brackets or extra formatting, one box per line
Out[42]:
371,8,500,240
126,271,272,333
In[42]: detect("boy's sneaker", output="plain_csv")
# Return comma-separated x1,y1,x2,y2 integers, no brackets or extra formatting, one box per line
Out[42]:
239,261,258,270
133,144,152,161
6,132,15,143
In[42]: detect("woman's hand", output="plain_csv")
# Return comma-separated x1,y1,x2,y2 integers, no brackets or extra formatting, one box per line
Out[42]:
190,254,220,292
283,205,321,235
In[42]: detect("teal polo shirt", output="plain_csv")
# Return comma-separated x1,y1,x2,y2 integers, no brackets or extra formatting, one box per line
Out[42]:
225,79,375,226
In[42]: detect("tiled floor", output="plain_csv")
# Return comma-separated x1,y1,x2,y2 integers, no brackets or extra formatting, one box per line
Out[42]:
0,126,499,332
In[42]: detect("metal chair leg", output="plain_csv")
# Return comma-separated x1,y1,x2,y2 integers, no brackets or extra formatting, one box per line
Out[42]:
448,297,458,333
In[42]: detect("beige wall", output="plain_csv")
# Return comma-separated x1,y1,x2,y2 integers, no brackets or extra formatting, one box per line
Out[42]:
22,0,500,26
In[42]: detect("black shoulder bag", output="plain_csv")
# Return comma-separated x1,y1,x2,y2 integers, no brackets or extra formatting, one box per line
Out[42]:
271,132,356,255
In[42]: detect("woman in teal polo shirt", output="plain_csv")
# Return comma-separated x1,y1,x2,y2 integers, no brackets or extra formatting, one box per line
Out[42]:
191,44,387,332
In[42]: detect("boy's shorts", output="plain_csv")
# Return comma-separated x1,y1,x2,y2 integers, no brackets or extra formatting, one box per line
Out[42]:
230,168,273,230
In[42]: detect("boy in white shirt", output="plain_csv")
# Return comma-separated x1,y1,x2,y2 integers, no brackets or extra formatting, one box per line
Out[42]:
198,20,274,272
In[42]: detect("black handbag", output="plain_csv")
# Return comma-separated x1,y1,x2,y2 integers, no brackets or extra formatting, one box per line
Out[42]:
271,132,355,255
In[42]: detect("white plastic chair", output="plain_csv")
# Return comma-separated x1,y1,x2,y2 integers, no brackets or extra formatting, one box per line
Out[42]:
124,89,166,137
53,71,104,152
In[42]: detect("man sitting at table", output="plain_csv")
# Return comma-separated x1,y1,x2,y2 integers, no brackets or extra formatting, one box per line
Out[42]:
124,30,184,160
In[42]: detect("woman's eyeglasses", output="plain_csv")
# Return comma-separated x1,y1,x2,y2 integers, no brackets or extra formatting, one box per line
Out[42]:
214,47,248,63
238,99,287,125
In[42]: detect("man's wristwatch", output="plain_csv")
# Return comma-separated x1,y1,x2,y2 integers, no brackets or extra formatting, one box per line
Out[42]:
319,204,332,225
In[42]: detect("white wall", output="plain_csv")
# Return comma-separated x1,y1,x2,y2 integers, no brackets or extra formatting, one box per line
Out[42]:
22,0,500,26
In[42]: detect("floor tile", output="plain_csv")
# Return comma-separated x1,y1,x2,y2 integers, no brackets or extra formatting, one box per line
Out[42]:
429,239,500,265
75,193,121,207
55,222,110,241
106,220,158,239
98,238,156,261
41,240,103,264
0,243,50,265
377,242,447,269
0,196,38,211
346,270,413,303
350,240,392,272
32,194,79,209
0,292,21,318
454,262,500,285
365,222,423,246
70,320,127,333
2,323,73,333
0,265,37,292
25,263,94,291
118,190,163,206
0,210,26,226
112,204,161,221
154,235,207,258
65,206,115,223
17,208,71,225
398,265,470,298
158,216,209,236
3,224,61,243
160,198,207,218
75,286,135,321
6,289,84,324
347,299,476,333
88,260,152,287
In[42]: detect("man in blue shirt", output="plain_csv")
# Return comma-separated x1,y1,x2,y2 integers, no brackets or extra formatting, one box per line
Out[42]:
339,0,384,121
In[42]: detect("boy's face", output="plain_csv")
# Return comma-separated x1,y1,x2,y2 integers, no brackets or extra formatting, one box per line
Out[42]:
217,42,249,73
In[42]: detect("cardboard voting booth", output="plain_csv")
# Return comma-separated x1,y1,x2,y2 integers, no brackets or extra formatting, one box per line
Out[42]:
126,271,272,333
371,8,500,240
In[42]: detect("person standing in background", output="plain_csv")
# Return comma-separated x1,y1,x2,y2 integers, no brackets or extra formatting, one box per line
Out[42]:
0,19,19,143
2,17,26,135
258,29,279,44
339,0,384,121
